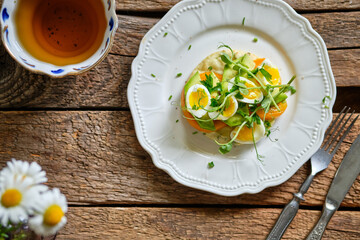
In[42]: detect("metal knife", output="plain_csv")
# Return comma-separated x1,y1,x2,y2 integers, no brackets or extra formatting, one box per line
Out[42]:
306,133,360,240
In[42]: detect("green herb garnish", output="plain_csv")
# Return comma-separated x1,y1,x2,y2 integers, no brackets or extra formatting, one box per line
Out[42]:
242,17,245,25
192,131,198,135
208,161,215,169
176,73,182,78
151,74,156,78
163,32,168,37
168,95,173,101
188,45,192,50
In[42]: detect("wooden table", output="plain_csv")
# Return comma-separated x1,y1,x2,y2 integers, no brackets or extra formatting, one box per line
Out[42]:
1,0,360,239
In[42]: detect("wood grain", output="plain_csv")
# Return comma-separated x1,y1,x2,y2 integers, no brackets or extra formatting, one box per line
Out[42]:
117,0,360,12
57,207,360,239
116,12,360,57
0,112,359,206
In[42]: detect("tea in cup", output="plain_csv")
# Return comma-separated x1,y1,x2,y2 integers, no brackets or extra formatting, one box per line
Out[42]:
1,0,117,77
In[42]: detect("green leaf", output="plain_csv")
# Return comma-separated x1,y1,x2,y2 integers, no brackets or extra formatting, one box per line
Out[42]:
200,74,213,92
219,143,233,154
208,66,213,71
208,161,215,168
210,98,220,107
220,53,233,65
259,68,272,83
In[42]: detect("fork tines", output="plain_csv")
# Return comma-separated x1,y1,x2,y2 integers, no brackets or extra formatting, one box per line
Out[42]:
322,106,359,155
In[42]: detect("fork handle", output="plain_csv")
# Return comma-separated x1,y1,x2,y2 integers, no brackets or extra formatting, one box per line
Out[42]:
266,173,315,240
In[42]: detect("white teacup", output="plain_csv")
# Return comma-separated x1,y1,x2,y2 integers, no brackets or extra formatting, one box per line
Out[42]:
0,0,118,78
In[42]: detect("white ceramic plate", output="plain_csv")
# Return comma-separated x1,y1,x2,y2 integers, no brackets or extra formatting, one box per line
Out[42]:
128,0,336,196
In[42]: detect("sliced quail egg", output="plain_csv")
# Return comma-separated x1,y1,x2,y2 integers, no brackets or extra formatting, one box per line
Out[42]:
185,84,211,118
208,96,238,120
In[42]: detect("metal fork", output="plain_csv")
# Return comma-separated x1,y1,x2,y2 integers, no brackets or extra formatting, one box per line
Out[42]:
267,106,358,240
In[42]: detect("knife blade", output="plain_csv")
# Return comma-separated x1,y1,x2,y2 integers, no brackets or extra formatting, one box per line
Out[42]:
306,133,360,240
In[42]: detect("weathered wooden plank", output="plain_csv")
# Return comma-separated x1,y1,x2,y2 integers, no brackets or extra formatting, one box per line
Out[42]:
117,0,360,12
116,12,360,57
57,207,360,239
0,112,359,206
0,48,359,109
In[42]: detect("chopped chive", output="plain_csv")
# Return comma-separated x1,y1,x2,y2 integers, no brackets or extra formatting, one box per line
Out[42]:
208,66,213,71
188,45,192,50
176,73,182,78
163,32,168,37
151,74,156,78
192,131,198,135
203,133,206,135
242,17,245,26
253,37,258,43
208,161,215,169
176,119,179,123
322,95,331,103
168,95,173,101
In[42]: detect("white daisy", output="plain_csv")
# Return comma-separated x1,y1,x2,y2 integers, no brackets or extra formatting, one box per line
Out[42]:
0,159,47,185
0,174,42,226
29,188,67,236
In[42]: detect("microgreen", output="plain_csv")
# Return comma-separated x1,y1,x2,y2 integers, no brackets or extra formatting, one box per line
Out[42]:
218,43,234,59
259,68,272,84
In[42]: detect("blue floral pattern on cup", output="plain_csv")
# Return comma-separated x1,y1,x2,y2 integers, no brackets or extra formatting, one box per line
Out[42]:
2,8,9,22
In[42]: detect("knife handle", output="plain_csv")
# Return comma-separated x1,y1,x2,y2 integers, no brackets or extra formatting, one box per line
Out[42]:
266,173,315,240
306,205,336,240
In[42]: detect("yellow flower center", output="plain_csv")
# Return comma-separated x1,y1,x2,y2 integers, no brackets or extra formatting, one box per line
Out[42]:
1,189,22,208
43,205,64,226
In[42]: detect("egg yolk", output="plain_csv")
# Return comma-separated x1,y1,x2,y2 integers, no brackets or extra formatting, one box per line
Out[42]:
236,125,253,142
244,82,261,100
223,98,236,117
263,65,281,85
189,89,208,109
